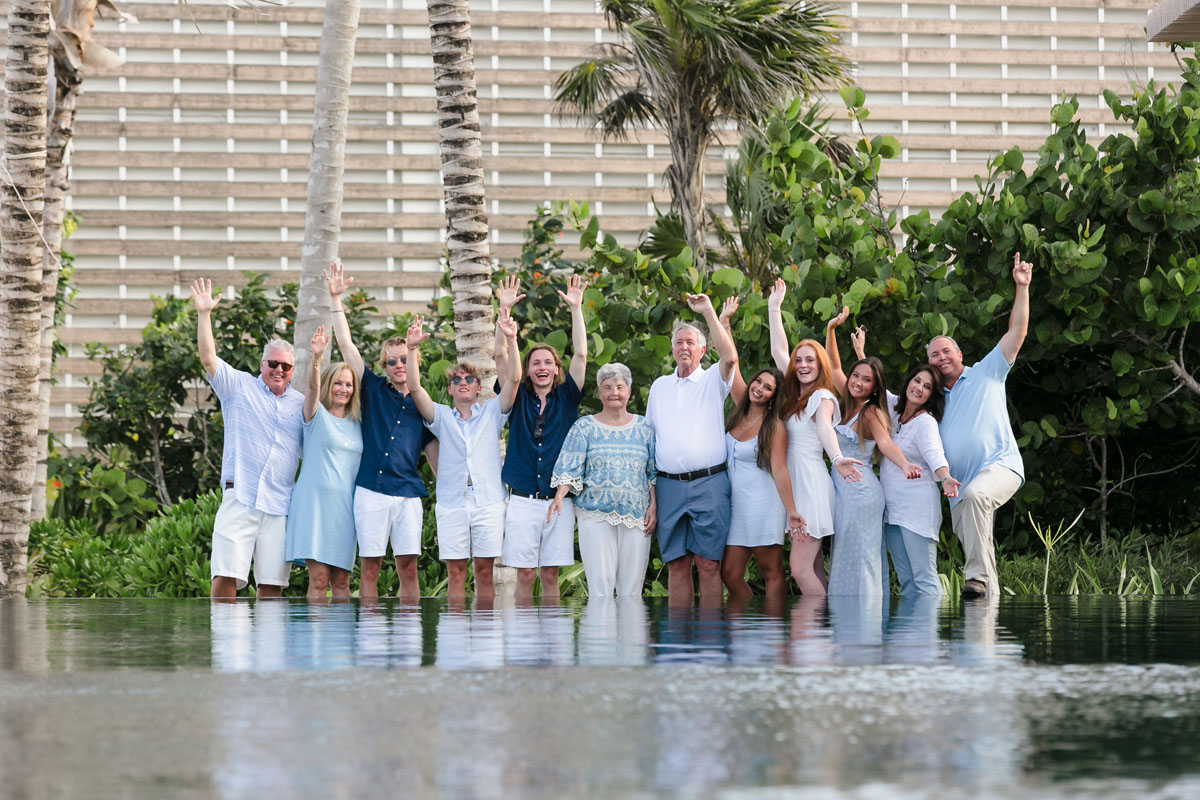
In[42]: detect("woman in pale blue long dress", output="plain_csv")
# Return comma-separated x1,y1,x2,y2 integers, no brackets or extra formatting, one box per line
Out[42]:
285,327,363,599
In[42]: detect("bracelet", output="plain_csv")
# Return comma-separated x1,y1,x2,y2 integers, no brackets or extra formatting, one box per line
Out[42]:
331,308,345,314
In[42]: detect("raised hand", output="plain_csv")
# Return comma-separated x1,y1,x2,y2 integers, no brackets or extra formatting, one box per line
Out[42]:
406,314,430,348
1013,251,1033,287
850,325,867,360
497,275,526,311
685,293,714,314
834,456,864,483
942,475,962,498
324,261,354,298
767,278,786,311
719,296,740,326
557,274,588,309
497,305,518,339
311,325,329,358
826,305,850,333
190,278,221,313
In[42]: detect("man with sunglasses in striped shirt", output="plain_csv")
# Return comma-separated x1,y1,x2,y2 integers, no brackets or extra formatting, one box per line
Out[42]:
192,278,305,599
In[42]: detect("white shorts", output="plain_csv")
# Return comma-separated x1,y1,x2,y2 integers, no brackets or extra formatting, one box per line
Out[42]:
354,487,424,558
435,492,506,561
210,492,290,589
502,494,576,569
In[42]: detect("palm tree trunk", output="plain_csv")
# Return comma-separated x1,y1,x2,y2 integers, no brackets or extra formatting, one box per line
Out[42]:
0,0,52,596
666,118,708,272
293,0,361,382
427,0,494,375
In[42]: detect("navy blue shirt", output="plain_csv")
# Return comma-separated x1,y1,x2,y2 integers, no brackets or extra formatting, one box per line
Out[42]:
355,366,434,497
500,373,583,497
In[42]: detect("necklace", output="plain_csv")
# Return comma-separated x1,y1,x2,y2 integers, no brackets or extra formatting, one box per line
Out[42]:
898,408,925,429
738,411,764,427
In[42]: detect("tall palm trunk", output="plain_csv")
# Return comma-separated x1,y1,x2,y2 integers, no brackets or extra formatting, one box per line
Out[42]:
427,0,494,375
293,0,361,381
0,0,52,595
665,113,709,272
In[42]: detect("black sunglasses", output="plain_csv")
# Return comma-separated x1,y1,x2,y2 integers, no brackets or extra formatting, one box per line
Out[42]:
265,360,293,372
450,375,477,385
385,357,407,367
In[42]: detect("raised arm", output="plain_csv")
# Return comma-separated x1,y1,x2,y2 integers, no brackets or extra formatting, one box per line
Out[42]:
769,422,807,537
190,278,221,378
558,274,589,388
999,251,1033,364
850,325,867,361
496,306,521,414
324,262,364,379
767,278,790,372
404,315,436,423
864,407,920,479
814,397,863,482
304,326,329,423
719,296,746,404
685,292,738,382
824,305,850,395
494,275,525,376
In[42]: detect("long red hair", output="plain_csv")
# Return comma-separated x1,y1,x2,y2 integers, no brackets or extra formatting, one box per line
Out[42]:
779,339,838,420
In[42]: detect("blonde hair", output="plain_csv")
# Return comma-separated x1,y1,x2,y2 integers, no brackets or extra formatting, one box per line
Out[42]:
319,362,361,421
444,361,481,382
377,336,407,371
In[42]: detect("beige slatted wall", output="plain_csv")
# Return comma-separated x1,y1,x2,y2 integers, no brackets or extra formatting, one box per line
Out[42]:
0,0,1178,441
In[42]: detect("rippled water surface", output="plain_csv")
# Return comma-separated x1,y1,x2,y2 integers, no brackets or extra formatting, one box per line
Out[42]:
2,596,1199,798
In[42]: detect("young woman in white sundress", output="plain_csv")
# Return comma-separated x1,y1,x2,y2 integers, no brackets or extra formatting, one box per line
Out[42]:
767,279,863,596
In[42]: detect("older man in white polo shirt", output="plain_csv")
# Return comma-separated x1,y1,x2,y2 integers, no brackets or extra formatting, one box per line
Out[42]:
192,279,305,599
645,293,739,607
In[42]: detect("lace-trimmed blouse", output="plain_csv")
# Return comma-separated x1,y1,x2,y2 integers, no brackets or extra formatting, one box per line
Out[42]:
551,414,657,530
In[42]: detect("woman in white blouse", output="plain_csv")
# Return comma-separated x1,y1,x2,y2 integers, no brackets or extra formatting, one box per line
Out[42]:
880,364,962,595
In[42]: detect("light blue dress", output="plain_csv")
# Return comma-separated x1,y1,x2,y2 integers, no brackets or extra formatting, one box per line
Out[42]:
285,405,363,571
550,415,656,528
826,415,886,596
725,433,786,547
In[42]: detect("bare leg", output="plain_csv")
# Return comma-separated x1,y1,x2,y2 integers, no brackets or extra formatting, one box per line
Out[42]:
696,556,723,607
210,576,238,599
539,566,560,599
329,567,351,600
446,559,469,597
789,537,827,597
721,546,752,601
755,545,786,613
256,584,283,599
394,554,419,601
359,556,383,599
474,557,495,599
815,541,828,590
516,568,537,598
667,554,695,607
306,562,331,601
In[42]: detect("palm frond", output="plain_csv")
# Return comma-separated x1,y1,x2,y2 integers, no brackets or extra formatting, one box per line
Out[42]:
553,56,633,120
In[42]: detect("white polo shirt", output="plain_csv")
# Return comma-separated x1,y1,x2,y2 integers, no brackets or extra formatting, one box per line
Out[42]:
206,357,305,516
425,397,509,507
645,363,732,474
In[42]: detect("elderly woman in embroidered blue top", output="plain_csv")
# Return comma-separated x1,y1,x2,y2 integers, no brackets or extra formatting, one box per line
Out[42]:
548,363,657,598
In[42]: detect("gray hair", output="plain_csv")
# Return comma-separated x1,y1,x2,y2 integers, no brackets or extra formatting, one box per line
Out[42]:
926,335,961,354
671,321,707,348
596,362,632,391
262,338,295,361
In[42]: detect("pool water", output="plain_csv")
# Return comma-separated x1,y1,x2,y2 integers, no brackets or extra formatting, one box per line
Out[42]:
2,595,1198,798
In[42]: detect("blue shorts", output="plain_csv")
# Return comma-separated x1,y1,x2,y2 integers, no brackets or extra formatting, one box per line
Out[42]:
655,471,731,563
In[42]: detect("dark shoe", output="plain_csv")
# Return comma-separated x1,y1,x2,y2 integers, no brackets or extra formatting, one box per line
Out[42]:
961,579,987,599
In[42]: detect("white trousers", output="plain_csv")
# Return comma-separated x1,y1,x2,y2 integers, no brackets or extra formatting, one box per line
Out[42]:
951,463,1022,595
577,517,652,598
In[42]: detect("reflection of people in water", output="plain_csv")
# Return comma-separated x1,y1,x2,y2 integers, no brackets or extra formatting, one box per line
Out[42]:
578,597,650,667
210,601,287,673
354,601,424,669
883,594,941,665
434,598,505,670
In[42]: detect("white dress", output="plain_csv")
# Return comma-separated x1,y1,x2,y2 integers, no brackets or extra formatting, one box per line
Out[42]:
784,389,840,539
725,433,786,547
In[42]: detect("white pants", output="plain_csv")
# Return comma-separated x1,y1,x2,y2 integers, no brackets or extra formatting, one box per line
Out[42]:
354,487,424,557
210,493,290,589
435,491,506,561
951,464,1022,595
503,494,576,568
577,517,652,598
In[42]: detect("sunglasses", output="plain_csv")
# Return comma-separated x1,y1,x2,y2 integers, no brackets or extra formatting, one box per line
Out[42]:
385,357,407,367
264,360,293,372
450,375,477,385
